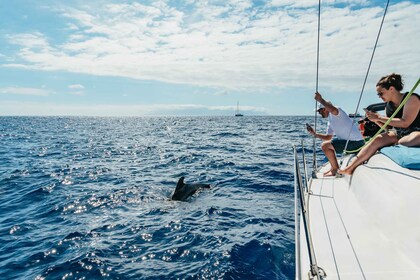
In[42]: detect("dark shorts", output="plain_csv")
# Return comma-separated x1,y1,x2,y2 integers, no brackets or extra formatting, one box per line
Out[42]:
395,127,420,139
331,138,365,154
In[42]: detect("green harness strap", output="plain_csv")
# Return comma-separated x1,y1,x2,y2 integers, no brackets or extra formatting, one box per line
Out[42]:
344,77,420,154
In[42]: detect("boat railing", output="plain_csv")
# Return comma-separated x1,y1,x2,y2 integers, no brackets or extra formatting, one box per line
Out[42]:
301,140,310,193
294,143,326,280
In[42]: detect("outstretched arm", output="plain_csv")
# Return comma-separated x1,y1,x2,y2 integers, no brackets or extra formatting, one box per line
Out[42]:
315,92,339,116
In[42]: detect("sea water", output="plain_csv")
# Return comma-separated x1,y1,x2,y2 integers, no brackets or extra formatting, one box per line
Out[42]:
0,116,317,279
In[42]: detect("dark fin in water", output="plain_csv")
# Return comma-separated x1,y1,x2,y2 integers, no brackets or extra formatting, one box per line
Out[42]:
171,176,210,201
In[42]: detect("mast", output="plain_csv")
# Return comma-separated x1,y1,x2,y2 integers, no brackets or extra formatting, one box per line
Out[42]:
235,101,243,116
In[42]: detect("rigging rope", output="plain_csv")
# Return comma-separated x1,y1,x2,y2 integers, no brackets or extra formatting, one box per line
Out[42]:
340,0,390,158
344,78,420,154
312,0,321,176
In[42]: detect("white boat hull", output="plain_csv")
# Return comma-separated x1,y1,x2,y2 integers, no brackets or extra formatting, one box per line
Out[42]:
297,153,420,279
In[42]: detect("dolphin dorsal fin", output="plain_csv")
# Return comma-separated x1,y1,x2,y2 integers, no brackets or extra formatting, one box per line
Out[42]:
175,177,185,191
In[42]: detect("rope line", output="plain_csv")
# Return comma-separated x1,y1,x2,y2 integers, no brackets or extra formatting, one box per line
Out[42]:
312,0,322,175
344,78,420,154
340,0,390,160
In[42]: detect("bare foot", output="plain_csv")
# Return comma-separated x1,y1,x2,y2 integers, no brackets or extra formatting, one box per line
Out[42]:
338,168,353,175
323,169,337,177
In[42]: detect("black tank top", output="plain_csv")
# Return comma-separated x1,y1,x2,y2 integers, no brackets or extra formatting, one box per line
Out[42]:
386,92,420,128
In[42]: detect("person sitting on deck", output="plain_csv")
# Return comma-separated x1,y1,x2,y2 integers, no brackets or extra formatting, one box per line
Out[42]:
340,73,420,175
306,92,365,176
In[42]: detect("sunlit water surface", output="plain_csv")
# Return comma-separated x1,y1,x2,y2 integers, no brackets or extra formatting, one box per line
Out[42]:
0,116,317,279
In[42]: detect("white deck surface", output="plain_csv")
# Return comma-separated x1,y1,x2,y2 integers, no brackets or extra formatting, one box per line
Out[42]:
299,153,420,280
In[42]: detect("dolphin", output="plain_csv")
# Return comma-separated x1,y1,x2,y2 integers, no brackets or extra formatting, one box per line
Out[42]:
171,176,211,201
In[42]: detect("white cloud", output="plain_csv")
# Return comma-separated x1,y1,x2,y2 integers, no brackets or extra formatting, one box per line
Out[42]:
214,90,229,96
270,0,368,9
6,32,50,48
0,86,50,96
67,84,85,96
68,84,85,89
3,1,420,94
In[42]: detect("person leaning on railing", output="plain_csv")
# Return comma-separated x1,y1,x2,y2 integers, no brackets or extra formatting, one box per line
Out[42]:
339,73,420,175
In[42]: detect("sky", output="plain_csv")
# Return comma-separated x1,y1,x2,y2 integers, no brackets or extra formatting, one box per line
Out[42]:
0,0,419,116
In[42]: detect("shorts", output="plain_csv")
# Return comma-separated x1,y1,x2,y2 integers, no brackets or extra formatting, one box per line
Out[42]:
395,127,420,139
331,138,365,154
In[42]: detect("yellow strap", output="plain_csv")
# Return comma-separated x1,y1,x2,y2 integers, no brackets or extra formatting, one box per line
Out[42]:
344,77,420,154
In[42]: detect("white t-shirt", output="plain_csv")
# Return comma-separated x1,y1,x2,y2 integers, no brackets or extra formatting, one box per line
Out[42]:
326,107,364,141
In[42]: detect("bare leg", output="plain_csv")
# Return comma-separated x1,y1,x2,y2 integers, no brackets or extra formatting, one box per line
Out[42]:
398,131,420,146
339,132,397,175
321,141,339,176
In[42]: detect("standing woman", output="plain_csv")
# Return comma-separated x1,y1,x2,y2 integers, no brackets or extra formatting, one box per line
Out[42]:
340,73,420,175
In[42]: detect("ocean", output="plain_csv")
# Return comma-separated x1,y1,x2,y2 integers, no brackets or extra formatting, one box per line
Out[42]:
0,116,317,280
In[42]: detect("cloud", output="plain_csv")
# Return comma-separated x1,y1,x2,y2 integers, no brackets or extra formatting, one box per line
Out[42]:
0,87,50,96
68,84,85,89
269,0,369,9
6,32,50,49
67,84,85,95
214,90,229,96
3,1,420,94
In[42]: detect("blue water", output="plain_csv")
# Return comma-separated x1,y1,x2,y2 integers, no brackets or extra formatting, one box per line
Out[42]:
0,116,314,279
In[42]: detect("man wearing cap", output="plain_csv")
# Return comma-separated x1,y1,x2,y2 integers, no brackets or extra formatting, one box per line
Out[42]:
306,92,365,176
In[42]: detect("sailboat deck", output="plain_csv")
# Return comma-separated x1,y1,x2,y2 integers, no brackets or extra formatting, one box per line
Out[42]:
299,153,420,279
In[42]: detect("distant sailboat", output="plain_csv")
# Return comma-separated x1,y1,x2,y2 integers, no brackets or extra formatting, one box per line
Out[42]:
235,102,243,116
